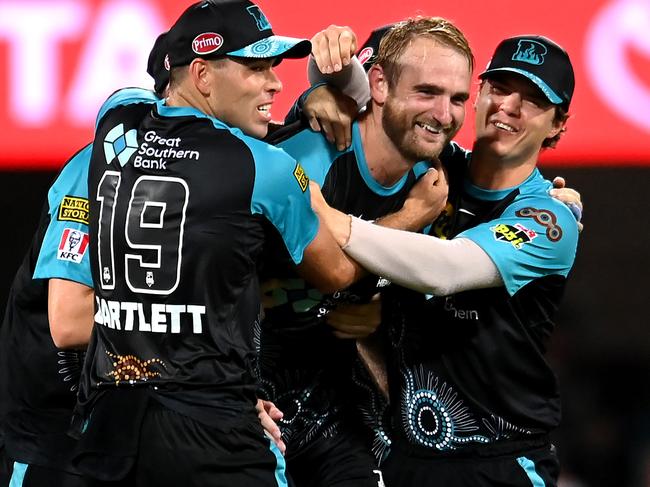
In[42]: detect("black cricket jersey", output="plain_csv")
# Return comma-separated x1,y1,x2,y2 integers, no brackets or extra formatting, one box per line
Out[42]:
80,88,318,426
258,121,430,450
379,142,579,458
0,146,92,470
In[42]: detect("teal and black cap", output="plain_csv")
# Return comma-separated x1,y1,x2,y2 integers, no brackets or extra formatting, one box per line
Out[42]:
356,23,395,72
147,31,170,96
480,35,575,108
166,0,311,68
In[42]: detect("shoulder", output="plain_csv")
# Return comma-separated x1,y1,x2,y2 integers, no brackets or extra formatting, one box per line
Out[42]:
96,88,158,129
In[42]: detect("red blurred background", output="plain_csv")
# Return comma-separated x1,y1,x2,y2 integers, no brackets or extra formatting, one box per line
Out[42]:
1,1,649,486
0,0,648,168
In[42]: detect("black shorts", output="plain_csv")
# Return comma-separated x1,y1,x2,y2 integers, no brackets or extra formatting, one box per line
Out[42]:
381,442,559,487
286,429,384,487
72,391,288,487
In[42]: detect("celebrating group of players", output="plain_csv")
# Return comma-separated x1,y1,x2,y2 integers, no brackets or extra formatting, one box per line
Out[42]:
0,0,583,486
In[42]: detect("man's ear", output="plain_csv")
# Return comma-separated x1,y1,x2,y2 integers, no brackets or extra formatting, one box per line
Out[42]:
548,114,567,140
189,58,212,96
368,64,388,105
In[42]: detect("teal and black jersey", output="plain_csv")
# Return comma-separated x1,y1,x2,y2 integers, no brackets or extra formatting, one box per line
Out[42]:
382,143,579,456
259,122,430,450
0,146,91,471
81,88,318,426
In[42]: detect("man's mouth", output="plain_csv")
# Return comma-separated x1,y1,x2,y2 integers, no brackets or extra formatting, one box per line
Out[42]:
416,121,443,135
492,121,518,133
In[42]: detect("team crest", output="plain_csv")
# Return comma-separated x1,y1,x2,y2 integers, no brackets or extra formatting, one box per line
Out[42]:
512,39,548,65
490,223,537,249
57,228,89,263
293,162,309,192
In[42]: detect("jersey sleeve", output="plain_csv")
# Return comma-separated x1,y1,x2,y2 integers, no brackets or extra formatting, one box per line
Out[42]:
33,145,93,287
248,140,320,265
456,195,579,296
95,87,158,131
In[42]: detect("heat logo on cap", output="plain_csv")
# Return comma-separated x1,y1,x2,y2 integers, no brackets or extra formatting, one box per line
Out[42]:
512,39,548,66
246,5,271,31
192,32,223,55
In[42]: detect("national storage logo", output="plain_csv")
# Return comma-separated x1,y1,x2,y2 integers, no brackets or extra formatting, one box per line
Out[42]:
58,195,90,225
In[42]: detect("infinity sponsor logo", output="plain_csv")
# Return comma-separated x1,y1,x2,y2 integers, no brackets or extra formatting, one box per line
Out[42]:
192,32,223,55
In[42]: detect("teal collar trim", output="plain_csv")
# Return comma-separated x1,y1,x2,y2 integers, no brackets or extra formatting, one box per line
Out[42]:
465,168,541,200
352,122,410,196
156,99,230,131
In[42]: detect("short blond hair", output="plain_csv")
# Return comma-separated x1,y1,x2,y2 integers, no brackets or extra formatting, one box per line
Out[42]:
374,17,474,88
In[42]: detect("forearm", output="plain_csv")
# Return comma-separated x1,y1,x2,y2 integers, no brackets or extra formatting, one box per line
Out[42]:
343,217,502,296
308,56,370,109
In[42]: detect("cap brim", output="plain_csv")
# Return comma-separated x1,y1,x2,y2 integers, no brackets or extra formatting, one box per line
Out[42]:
227,36,311,60
479,67,563,105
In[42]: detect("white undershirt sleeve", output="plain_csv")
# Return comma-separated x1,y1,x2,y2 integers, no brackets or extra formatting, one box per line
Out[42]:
307,55,371,110
343,217,503,296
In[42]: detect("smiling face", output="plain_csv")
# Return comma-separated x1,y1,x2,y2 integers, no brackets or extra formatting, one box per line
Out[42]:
379,37,471,162
204,57,282,138
474,73,565,164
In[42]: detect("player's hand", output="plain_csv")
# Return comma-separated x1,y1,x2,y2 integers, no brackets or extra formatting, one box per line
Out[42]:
398,163,449,229
256,399,286,455
327,294,381,339
303,85,357,150
311,25,358,74
310,181,351,246
550,176,583,232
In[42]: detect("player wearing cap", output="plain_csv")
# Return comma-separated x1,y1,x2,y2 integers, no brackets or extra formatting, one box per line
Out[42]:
70,1,361,485
255,17,471,487
313,34,580,486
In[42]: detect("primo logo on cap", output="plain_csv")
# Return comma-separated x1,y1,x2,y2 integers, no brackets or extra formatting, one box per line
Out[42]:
192,32,223,55
512,39,548,66
104,123,138,166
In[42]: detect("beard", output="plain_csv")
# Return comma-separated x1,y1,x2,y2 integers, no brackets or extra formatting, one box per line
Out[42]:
381,97,456,162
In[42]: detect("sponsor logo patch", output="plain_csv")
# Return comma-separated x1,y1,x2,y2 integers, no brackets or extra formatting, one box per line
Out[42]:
490,222,537,249
293,162,309,192
58,195,89,225
515,207,563,241
57,228,89,263
192,32,223,55
358,46,374,65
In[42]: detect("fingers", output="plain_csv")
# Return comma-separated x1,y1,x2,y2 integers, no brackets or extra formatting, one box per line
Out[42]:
256,399,286,455
311,25,357,73
552,176,566,189
549,187,583,208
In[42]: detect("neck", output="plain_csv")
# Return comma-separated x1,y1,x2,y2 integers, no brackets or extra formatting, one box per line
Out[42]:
166,84,212,117
469,142,539,189
358,109,415,187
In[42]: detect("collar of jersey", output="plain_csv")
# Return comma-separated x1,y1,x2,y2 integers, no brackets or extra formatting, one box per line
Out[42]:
464,168,542,201
352,121,411,196
156,99,231,131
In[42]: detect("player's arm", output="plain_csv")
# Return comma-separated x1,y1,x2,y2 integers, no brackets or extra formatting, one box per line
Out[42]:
48,279,94,349
313,192,501,296
297,216,365,293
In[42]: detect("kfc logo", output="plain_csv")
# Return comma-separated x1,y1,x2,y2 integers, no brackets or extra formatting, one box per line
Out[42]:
57,228,89,263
